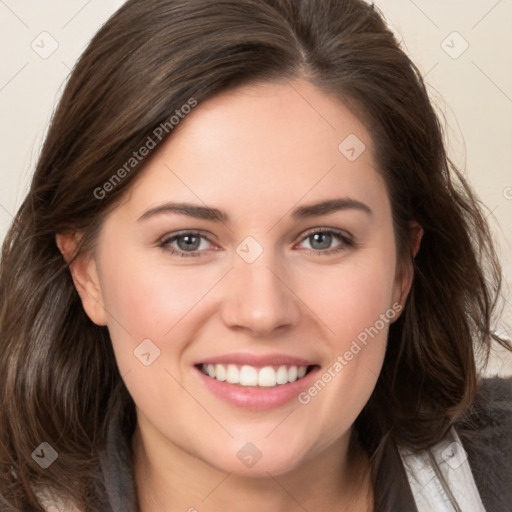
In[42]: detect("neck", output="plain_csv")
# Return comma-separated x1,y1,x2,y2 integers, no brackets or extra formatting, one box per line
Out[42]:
132,419,373,512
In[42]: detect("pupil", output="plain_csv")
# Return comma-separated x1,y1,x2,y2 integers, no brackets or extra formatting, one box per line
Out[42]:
178,235,200,251
311,233,332,250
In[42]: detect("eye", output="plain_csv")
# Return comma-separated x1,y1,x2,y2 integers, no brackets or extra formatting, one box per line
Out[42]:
296,228,353,255
160,231,215,257
159,228,353,258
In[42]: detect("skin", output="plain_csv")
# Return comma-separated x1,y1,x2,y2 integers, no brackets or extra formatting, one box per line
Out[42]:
58,78,419,511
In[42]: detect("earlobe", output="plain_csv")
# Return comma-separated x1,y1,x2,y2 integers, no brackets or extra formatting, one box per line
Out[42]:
56,233,108,326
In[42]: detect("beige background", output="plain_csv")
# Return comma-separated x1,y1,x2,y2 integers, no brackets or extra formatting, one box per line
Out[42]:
0,0,511,375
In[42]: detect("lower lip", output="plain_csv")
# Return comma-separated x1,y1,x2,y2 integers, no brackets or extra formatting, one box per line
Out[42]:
195,366,320,410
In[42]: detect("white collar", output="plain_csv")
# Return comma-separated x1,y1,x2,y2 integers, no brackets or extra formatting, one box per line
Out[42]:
399,427,486,512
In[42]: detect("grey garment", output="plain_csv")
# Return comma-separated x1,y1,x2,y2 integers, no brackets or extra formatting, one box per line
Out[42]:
399,376,512,512
96,386,139,512
400,428,486,511
98,416,139,512
95,377,512,512
455,376,512,512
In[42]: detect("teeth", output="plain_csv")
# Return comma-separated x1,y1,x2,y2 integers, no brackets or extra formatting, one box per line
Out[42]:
258,366,276,387
215,364,226,381
226,364,239,384
276,366,288,384
200,363,310,387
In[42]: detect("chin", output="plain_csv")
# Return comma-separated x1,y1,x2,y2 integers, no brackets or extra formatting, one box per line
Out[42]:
197,436,312,477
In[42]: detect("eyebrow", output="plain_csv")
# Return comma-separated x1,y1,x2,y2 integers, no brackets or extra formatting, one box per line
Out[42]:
137,197,372,223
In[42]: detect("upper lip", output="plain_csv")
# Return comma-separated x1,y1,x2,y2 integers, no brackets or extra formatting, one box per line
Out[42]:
195,352,318,367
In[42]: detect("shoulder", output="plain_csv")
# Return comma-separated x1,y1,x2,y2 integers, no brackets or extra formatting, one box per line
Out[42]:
455,376,512,511
456,376,512,458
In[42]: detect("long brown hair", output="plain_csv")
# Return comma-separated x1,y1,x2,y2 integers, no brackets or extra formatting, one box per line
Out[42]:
0,0,509,510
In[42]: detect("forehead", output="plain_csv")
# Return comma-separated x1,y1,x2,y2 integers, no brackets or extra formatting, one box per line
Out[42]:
118,79,388,221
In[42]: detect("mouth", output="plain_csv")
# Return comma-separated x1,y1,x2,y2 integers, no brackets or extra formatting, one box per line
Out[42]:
193,352,321,409
196,363,317,388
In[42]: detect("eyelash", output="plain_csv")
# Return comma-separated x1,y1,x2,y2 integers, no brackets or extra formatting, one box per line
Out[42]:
159,228,354,258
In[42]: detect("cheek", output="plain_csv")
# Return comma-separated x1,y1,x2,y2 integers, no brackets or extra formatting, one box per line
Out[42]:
298,248,398,345
96,244,224,372
291,246,398,436
95,248,225,430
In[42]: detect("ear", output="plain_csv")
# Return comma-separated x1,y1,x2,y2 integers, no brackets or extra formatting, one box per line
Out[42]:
392,222,423,313
56,233,108,326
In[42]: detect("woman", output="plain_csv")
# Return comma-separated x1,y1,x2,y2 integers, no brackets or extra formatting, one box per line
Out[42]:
0,0,510,510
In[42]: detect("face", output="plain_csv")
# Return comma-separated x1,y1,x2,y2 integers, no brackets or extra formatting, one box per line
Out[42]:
69,79,412,477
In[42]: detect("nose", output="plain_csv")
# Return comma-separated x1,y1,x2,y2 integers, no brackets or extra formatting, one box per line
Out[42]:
219,255,301,337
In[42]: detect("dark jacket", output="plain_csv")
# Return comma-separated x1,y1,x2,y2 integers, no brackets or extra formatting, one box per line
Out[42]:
456,377,512,512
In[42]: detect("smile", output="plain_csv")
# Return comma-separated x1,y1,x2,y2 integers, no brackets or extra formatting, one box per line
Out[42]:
194,353,321,409
199,363,312,387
